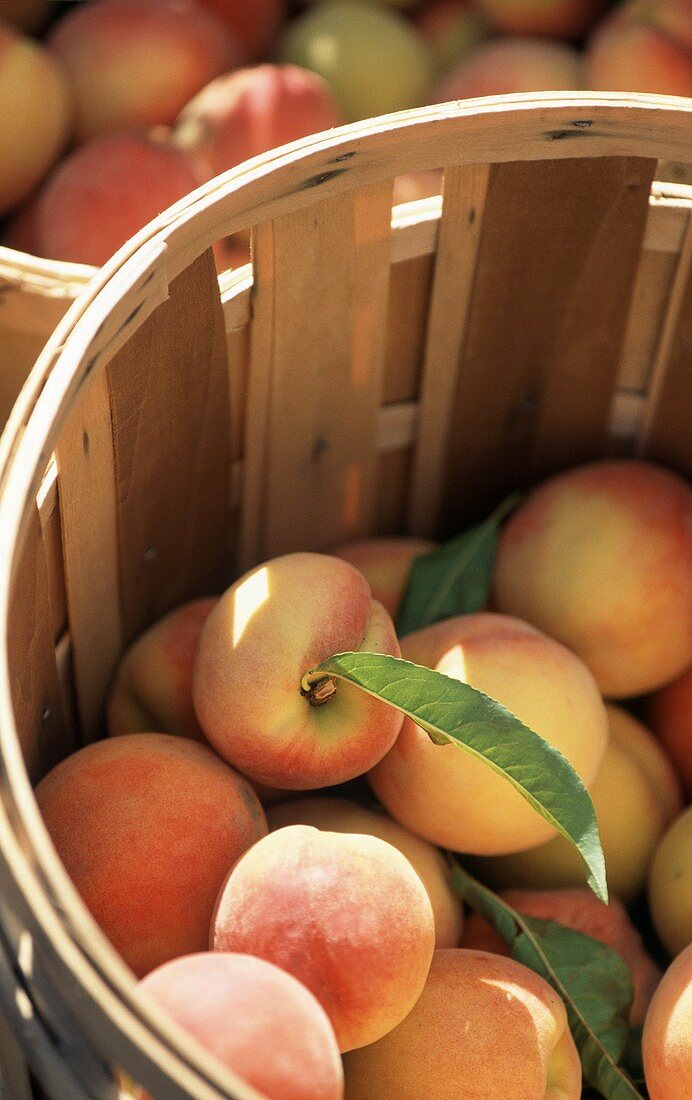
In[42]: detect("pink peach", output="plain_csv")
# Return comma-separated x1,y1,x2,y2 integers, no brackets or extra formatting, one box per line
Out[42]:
32,130,201,266
35,733,268,978
428,37,584,103
266,796,464,947
212,824,435,1052
173,64,345,183
136,952,343,1100
107,598,217,742
369,612,609,854
192,552,404,789
48,0,241,142
586,0,692,98
642,943,692,1100
329,536,437,620
493,460,692,698
343,948,582,1099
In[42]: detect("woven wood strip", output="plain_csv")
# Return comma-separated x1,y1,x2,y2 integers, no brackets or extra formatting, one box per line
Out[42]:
440,155,657,530
106,250,232,643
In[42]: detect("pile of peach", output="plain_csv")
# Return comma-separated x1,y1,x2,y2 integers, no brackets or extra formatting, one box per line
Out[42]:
35,456,692,1099
1,0,691,270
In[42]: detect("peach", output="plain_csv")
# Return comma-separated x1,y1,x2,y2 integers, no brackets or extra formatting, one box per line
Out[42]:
107,597,217,742
34,733,268,978
212,825,435,1052
173,64,345,183
586,0,692,98
31,130,201,267
647,665,692,799
415,0,490,74
642,943,692,1100
195,0,287,60
342,948,582,1099
368,612,609,854
0,23,72,216
473,0,605,39
648,804,692,958
192,552,404,790
471,703,683,903
276,1,436,122
136,953,343,1100
266,796,464,947
428,37,584,102
460,887,661,1026
329,537,437,620
48,0,241,142
492,460,692,698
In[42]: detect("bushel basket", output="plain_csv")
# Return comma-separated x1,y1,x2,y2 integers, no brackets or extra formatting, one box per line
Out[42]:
0,92,691,1099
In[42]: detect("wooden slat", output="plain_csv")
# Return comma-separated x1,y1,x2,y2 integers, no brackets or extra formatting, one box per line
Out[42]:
638,212,692,480
438,155,657,529
247,182,394,560
618,249,679,392
408,164,490,536
107,249,233,643
55,370,121,742
383,252,434,405
375,448,411,537
6,505,70,783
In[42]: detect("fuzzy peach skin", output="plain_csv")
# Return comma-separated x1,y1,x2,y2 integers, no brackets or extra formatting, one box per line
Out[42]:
471,703,683,903
642,943,692,1100
136,952,343,1100
329,537,437,620
0,23,72,216
343,948,582,1099
428,37,584,103
212,824,435,1052
473,0,605,38
648,804,692,958
368,612,609,855
48,0,241,142
266,796,464,947
647,665,692,799
173,64,345,183
196,0,287,60
32,129,202,267
35,734,267,979
460,887,661,1026
192,552,404,789
493,460,692,699
586,0,692,98
108,598,217,742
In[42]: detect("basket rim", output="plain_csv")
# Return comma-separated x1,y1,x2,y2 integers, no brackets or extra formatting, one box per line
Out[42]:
0,90,691,1098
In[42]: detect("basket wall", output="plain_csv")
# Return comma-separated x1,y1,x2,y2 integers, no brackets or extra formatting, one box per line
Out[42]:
0,93,690,1099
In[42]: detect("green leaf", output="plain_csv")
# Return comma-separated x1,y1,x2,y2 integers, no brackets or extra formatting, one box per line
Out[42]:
451,863,644,1100
395,494,521,636
305,652,607,903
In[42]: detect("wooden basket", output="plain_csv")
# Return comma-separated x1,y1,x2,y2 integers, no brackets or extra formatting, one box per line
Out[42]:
0,91,691,1100
0,246,94,431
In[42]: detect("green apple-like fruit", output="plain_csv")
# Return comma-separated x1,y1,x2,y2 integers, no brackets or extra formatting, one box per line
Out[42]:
276,1,436,122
